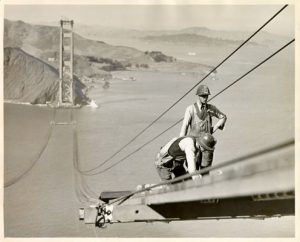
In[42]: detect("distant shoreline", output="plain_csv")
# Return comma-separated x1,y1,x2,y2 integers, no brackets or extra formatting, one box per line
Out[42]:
4,100,37,106
3,99,96,108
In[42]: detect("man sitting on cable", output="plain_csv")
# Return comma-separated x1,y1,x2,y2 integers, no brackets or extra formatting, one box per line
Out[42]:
154,133,216,181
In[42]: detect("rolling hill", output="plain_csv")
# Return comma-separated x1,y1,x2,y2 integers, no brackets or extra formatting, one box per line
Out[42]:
3,19,215,104
4,19,194,79
4,47,89,105
4,19,149,61
74,24,290,48
141,33,256,46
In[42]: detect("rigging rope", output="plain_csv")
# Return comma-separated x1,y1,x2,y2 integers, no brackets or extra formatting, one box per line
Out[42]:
108,139,294,206
71,109,99,203
79,38,294,176
78,4,289,174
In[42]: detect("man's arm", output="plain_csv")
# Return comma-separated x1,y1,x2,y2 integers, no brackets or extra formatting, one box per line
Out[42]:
212,116,227,133
179,106,192,137
178,138,196,174
209,105,227,133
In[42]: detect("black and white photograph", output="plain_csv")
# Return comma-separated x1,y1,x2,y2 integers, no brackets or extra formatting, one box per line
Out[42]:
1,0,298,239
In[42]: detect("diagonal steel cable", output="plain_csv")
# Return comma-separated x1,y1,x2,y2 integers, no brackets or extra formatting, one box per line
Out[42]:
80,38,294,176
79,4,289,174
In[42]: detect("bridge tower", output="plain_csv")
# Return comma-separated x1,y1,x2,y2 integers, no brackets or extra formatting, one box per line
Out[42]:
58,20,74,106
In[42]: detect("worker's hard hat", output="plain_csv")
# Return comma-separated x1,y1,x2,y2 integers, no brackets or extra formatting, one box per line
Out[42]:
196,85,210,96
197,133,216,151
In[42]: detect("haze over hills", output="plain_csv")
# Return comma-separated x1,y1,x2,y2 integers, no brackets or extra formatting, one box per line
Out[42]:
141,33,257,46
73,23,291,65
4,19,212,78
4,19,216,104
7,18,290,105
8,19,288,72
4,19,152,67
174,27,290,43
74,24,290,47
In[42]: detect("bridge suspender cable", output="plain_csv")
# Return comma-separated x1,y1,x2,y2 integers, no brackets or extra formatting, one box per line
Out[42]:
71,110,99,202
4,109,56,188
78,4,289,174
79,38,295,176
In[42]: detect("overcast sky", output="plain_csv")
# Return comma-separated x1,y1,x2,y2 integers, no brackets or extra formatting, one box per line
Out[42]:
4,4,295,36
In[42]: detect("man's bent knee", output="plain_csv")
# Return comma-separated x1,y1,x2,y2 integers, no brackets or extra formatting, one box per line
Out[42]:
155,166,172,180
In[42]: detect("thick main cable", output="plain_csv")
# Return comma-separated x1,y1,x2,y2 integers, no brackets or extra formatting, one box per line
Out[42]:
108,139,294,206
209,39,295,101
79,4,288,174
80,38,294,176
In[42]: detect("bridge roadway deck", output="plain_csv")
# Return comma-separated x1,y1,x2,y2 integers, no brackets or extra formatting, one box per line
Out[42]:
103,146,294,223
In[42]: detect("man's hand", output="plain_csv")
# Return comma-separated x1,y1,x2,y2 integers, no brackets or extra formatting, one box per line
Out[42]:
213,117,226,133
